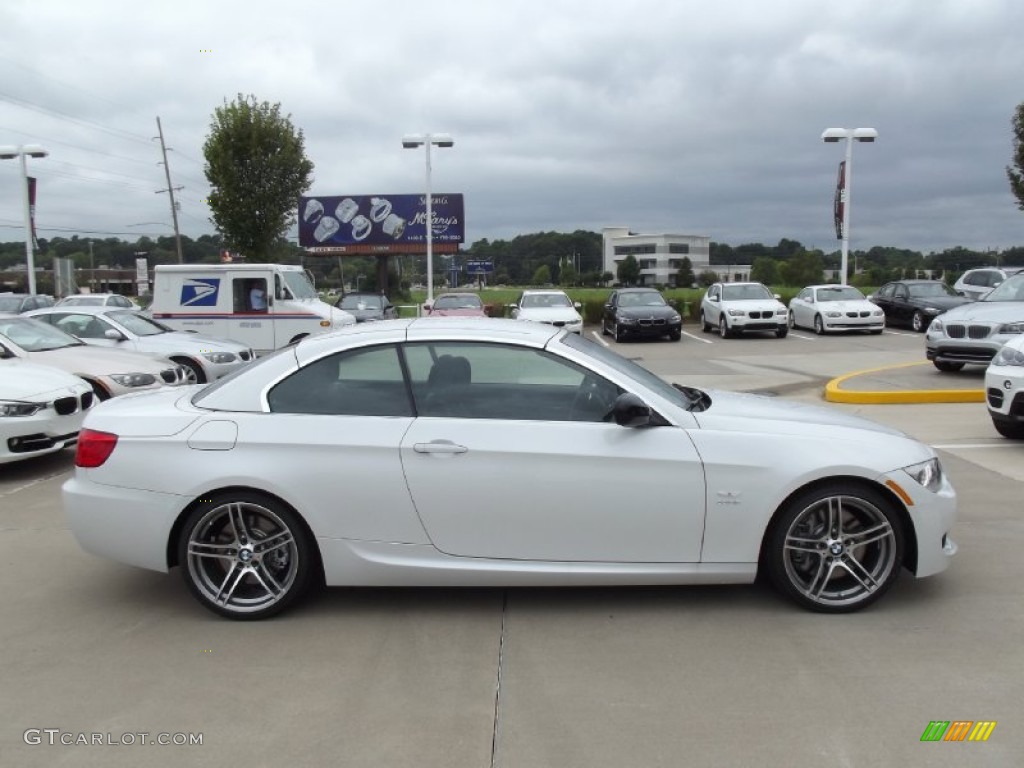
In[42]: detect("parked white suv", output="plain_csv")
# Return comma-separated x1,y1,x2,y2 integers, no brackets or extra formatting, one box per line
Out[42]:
700,282,788,338
985,333,1024,438
953,267,1024,301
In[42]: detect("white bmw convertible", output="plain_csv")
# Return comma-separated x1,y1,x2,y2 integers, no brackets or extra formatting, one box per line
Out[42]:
64,319,957,619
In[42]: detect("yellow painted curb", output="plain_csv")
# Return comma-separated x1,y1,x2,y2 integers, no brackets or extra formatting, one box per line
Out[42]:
825,361,986,404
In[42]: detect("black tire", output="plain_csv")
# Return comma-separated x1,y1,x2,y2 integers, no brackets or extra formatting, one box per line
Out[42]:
718,316,731,338
601,319,610,336
669,330,682,341
764,483,904,613
173,357,206,385
614,323,626,343
775,325,788,338
933,360,964,373
911,311,928,333
813,315,825,335
702,312,713,333
178,492,316,620
787,312,796,330
992,419,1024,439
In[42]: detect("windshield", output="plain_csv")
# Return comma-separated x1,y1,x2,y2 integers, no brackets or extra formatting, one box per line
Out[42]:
815,286,865,301
0,296,26,312
108,310,169,336
559,332,694,410
982,273,1024,302
60,296,105,306
908,282,956,298
434,295,482,310
0,317,83,351
339,294,383,310
522,293,572,309
722,284,773,301
618,291,667,308
281,270,317,300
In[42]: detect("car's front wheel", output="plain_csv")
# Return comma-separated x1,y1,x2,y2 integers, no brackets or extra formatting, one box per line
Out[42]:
775,325,788,338
911,311,928,332
614,323,626,343
992,418,1024,439
933,360,965,372
702,312,713,333
787,312,796,330
718,316,731,338
178,492,316,620
765,483,904,613
813,315,825,335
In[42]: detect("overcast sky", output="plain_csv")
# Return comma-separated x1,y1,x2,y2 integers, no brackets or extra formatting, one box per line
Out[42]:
1,0,1022,256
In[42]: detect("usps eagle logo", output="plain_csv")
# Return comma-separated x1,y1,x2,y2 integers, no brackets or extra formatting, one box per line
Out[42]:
180,278,220,307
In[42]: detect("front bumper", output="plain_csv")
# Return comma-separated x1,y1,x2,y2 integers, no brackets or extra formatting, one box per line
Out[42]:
619,319,682,337
985,364,1024,421
883,467,958,578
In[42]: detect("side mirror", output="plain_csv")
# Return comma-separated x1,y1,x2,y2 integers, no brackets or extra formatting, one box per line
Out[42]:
612,392,653,428
423,302,433,313
773,294,781,300
104,329,125,341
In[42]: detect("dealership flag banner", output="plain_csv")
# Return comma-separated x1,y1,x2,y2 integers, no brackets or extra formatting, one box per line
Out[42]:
833,161,846,240
27,175,39,249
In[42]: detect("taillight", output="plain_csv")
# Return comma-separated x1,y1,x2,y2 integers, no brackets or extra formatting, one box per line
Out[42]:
76,429,119,468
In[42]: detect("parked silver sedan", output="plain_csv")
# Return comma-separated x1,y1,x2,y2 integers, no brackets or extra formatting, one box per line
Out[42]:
0,316,188,400
27,306,254,384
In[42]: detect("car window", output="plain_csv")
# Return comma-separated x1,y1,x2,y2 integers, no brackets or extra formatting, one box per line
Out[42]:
983,274,1024,302
0,317,82,351
111,295,132,307
908,283,955,298
109,311,166,336
433,295,482,310
267,344,411,416
403,341,618,421
55,313,110,339
876,284,893,298
722,284,772,301
817,286,865,301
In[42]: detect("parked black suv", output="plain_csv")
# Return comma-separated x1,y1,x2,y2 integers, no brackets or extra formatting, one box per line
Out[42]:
602,288,682,342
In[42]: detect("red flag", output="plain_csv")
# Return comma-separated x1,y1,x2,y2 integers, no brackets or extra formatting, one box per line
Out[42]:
833,161,846,240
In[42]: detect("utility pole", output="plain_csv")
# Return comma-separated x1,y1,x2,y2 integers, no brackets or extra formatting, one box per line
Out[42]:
154,117,184,263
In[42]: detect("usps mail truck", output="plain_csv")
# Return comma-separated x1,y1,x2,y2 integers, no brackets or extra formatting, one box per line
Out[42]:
150,264,355,353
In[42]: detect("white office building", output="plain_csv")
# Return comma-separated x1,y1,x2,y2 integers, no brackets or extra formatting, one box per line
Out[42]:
602,227,751,287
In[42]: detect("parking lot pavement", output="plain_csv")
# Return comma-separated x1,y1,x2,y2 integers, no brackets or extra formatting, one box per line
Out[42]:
2,330,1022,766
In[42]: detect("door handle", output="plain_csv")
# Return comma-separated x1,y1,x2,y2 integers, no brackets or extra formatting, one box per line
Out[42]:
413,440,468,455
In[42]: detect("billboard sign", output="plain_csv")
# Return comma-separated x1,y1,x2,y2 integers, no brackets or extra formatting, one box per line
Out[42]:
298,193,464,250
465,260,494,274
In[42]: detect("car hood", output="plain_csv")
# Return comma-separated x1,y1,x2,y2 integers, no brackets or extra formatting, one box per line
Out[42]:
616,305,678,319
132,332,249,354
518,307,581,322
693,390,905,438
908,296,970,310
27,346,175,375
723,300,786,312
816,300,879,312
0,360,90,399
935,301,1024,323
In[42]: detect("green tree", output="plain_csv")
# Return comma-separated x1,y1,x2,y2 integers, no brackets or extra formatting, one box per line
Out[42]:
617,255,640,285
697,269,719,287
203,94,314,261
559,262,578,286
1009,102,1024,211
531,264,552,285
750,256,779,285
778,251,824,286
675,256,695,288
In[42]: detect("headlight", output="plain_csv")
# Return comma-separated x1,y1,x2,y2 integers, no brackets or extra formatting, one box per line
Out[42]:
825,311,841,318
930,320,943,332
202,351,237,364
727,309,746,317
903,458,944,493
668,313,681,323
992,345,1024,366
109,373,157,387
923,306,940,314
997,322,1024,334
775,309,787,316
0,400,45,417
619,315,638,325
872,309,883,317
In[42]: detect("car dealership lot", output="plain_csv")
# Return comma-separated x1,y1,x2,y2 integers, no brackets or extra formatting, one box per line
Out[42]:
2,328,1021,767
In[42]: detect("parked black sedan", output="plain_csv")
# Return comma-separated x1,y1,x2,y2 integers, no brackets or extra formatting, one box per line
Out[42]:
868,280,970,332
334,292,398,322
602,288,682,342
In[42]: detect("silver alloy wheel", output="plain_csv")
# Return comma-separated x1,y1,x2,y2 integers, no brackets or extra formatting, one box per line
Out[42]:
779,493,899,610
718,316,729,338
912,311,926,332
787,312,796,329
177,359,203,385
814,314,825,335
185,500,301,617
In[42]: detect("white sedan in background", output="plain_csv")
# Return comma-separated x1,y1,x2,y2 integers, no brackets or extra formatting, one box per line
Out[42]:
1,360,95,463
27,306,255,384
985,333,1024,439
788,285,885,335
64,319,956,620
700,282,789,338
509,289,584,334
0,316,188,400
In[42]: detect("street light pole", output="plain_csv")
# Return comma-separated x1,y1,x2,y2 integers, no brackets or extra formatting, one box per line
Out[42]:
821,127,877,286
402,133,454,305
0,144,48,294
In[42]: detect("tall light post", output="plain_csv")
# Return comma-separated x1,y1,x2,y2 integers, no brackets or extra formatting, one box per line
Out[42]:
402,133,454,304
821,127,877,285
0,144,48,294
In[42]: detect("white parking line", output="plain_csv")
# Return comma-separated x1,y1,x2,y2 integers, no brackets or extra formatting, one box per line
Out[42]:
682,331,713,344
786,332,816,341
884,330,920,337
590,330,610,347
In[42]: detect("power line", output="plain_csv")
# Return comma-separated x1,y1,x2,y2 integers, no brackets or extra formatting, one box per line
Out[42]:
0,87,155,146
0,123,163,168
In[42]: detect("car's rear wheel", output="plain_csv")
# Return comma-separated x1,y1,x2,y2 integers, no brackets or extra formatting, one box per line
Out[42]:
911,311,928,332
179,492,315,620
813,315,825,335
765,483,904,613
992,419,1024,439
